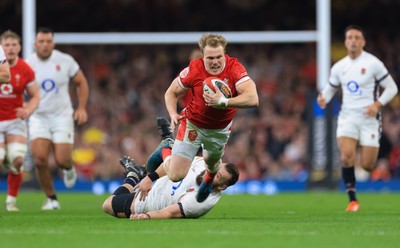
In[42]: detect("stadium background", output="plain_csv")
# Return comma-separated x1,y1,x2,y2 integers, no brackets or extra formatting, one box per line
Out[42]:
1,0,400,194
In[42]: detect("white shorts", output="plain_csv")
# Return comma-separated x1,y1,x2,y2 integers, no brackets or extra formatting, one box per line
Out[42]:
28,112,74,144
0,118,27,142
337,115,381,147
172,118,231,161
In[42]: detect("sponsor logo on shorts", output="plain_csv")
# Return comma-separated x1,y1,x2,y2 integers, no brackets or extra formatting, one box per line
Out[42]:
188,130,198,141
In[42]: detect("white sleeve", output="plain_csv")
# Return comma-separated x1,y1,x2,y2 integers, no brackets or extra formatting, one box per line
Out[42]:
321,83,338,104
378,75,398,105
178,192,219,218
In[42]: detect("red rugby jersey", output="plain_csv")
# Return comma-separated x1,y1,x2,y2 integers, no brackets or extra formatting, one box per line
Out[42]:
0,57,35,121
177,54,250,129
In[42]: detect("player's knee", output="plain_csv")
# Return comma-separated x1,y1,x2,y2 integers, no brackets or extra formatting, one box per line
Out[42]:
361,162,376,172
55,157,73,169
6,143,27,173
34,156,48,168
102,197,113,215
340,152,354,166
9,157,24,174
167,171,185,182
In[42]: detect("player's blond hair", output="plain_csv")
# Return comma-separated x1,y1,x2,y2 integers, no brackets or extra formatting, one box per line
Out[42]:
198,33,228,53
0,30,21,43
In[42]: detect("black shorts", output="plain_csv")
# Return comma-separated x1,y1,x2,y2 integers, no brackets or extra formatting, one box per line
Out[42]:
111,193,136,218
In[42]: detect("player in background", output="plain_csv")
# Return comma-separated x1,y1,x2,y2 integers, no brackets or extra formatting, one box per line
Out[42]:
26,27,89,210
0,30,40,211
317,25,398,212
158,33,258,203
0,44,11,83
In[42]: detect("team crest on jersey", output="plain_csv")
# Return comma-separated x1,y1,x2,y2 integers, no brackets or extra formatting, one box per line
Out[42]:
361,68,366,74
179,67,189,78
56,64,61,71
187,130,198,141
371,134,375,139
0,83,13,95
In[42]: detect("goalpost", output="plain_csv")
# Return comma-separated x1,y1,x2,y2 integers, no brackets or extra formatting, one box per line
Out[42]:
22,0,336,189
22,0,330,92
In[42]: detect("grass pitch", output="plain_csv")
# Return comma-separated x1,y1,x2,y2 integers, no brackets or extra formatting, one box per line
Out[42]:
0,192,399,248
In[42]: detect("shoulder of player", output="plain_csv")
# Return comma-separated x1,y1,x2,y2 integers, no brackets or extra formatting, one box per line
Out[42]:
361,51,384,64
13,58,34,73
331,56,349,72
52,49,75,61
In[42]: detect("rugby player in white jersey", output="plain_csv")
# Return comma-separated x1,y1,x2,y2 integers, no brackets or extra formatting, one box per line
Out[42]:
0,44,11,83
26,27,89,210
102,155,239,220
317,25,398,212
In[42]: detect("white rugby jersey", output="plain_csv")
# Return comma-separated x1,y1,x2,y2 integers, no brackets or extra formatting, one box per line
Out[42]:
26,49,79,115
134,157,222,218
329,51,388,118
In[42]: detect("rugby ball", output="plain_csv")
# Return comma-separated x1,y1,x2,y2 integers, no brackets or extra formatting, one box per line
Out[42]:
202,77,232,98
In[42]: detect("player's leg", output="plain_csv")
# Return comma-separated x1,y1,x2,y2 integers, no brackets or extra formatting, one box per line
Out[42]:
29,114,61,209
359,146,379,172
196,125,230,202
53,143,77,188
5,134,27,211
52,116,77,189
163,118,200,182
337,136,359,211
358,119,381,172
31,138,60,210
146,117,174,173
102,156,146,217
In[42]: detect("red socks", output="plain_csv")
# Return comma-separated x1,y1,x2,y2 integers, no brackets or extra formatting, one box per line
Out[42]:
161,148,172,160
8,172,23,197
204,170,216,184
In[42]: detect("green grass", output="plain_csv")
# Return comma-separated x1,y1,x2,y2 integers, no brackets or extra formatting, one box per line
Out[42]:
0,192,399,248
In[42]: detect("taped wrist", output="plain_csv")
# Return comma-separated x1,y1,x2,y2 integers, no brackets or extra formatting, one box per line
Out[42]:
217,97,228,108
147,171,160,182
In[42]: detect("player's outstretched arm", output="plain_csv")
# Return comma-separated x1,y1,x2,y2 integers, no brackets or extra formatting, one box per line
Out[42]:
130,204,183,220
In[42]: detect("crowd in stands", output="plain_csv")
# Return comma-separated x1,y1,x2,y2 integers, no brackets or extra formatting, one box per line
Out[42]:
54,39,400,183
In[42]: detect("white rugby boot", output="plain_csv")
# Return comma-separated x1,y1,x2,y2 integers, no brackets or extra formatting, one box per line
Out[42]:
41,198,61,210
63,166,77,188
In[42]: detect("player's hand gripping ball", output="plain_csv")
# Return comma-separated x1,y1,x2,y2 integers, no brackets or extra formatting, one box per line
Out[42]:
202,77,232,98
